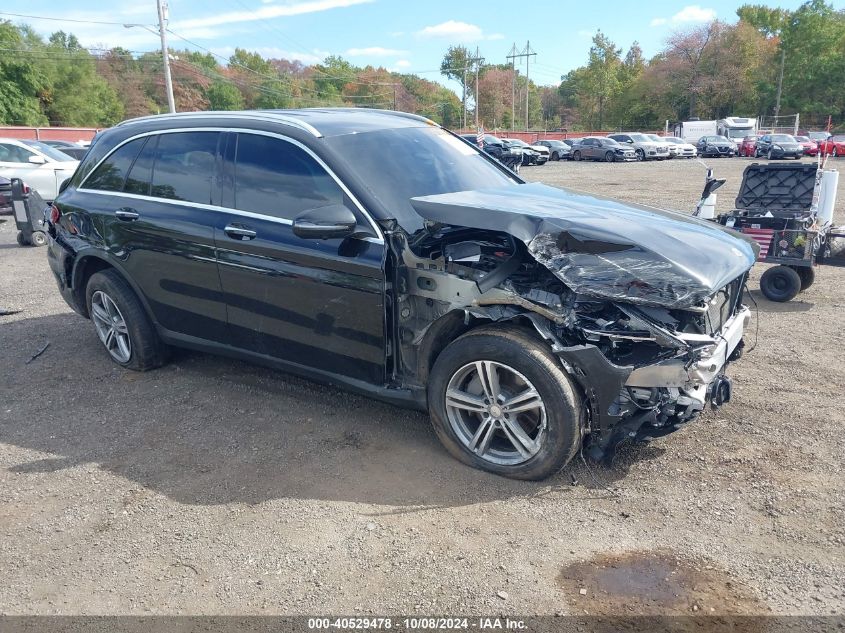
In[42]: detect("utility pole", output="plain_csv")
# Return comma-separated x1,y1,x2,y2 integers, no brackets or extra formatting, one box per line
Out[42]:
506,44,519,131
462,67,467,129
473,46,484,128
507,42,536,131
773,46,785,120
156,0,176,113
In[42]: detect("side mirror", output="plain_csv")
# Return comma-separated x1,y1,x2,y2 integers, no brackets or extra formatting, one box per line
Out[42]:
28,155,47,165
293,204,359,240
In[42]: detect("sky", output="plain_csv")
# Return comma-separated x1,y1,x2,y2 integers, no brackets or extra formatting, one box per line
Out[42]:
3,0,844,93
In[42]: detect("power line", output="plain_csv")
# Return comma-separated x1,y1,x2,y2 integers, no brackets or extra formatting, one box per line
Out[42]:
0,11,151,26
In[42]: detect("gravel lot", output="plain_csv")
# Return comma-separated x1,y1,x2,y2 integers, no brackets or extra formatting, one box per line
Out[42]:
1,156,843,616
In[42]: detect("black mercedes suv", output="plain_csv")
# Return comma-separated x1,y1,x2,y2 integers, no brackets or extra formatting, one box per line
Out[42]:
47,109,756,480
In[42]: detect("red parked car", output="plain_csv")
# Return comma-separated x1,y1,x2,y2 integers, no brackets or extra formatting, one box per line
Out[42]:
738,135,757,157
794,136,819,156
818,135,845,157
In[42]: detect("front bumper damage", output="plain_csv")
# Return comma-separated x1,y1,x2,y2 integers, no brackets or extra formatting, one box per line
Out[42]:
393,183,758,462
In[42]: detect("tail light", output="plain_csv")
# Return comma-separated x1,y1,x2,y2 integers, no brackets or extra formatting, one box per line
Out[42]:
49,203,61,224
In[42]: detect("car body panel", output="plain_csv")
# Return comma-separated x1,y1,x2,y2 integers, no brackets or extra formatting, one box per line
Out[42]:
410,182,757,308
755,134,803,159
609,134,671,160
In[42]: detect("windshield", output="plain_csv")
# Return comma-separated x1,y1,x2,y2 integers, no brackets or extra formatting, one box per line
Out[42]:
807,132,830,140
628,133,650,142
665,137,684,144
506,139,529,147
326,127,518,232
483,134,503,145
795,136,810,142
771,134,795,142
21,140,76,161
646,135,662,142
707,136,731,143
543,140,565,148
724,128,752,139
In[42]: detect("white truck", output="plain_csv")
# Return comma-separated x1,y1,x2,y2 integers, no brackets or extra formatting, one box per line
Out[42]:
672,120,718,143
717,117,757,144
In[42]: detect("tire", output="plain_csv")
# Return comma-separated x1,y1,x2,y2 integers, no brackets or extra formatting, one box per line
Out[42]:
30,231,47,247
635,148,645,162
573,150,581,161
16,231,30,246
551,151,559,161
833,146,839,157
793,266,815,291
760,265,801,302
605,151,615,163
428,326,583,480
768,148,774,160
85,269,168,371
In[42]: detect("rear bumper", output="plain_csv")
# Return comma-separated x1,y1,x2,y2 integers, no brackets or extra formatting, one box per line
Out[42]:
47,235,83,315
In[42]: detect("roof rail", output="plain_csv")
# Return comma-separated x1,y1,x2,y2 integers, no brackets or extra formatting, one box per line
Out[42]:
315,107,439,127
117,111,323,138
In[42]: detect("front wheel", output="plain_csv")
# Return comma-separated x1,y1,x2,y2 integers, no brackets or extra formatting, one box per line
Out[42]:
573,150,582,161
768,148,774,160
85,269,169,370
30,231,47,247
833,146,839,157
760,265,801,302
16,231,30,246
605,151,615,163
635,149,645,161
428,327,583,480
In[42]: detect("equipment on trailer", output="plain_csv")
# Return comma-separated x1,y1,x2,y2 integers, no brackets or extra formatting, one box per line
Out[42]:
695,161,843,302
11,178,49,247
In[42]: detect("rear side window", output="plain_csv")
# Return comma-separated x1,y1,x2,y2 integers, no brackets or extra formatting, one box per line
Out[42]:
232,133,343,221
83,138,147,192
150,132,220,204
124,136,157,195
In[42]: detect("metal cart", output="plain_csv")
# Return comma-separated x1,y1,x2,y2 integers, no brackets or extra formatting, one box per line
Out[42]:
697,162,844,302
11,178,49,247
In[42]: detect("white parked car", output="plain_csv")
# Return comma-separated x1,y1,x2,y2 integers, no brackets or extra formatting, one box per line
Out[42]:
646,134,678,158
661,136,698,159
608,133,671,161
0,138,79,201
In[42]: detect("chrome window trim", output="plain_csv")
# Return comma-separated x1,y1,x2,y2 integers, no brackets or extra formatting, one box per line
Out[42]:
76,127,383,242
118,111,323,138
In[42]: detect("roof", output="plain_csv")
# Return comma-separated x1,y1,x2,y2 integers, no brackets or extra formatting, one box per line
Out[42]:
118,108,438,139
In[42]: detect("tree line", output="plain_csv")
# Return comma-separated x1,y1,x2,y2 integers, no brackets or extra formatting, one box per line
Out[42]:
0,23,463,128
1,0,842,132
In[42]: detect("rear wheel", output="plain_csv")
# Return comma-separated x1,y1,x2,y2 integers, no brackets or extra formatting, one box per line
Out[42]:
30,231,47,247
605,151,615,162
85,269,168,370
428,327,582,480
833,146,839,157
760,265,801,302
16,231,30,246
793,266,815,291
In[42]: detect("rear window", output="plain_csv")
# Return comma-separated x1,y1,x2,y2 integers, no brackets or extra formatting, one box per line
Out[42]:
83,138,147,192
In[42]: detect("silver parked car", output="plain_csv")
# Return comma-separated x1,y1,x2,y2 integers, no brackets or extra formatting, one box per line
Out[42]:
571,137,637,162
608,133,671,161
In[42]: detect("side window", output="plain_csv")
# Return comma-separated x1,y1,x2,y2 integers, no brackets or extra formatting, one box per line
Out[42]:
0,143,35,163
124,136,157,196
83,138,147,192
233,134,344,221
150,132,220,204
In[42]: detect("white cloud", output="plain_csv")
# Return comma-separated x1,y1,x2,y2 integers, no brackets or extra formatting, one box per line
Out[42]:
651,4,716,27
394,59,411,68
345,47,408,57
416,20,502,42
172,0,374,30
576,29,595,38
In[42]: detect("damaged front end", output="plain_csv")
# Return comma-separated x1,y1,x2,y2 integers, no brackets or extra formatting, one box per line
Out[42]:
389,183,757,460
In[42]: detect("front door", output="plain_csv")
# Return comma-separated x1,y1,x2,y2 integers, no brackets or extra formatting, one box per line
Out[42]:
214,132,386,385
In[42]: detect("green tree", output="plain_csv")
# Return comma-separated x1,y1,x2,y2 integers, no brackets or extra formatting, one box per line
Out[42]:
0,21,47,125
207,81,244,110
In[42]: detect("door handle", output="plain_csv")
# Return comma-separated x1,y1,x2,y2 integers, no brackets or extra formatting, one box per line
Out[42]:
115,208,139,221
224,224,257,240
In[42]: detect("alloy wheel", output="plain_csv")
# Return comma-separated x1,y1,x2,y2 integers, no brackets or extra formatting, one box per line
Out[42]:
91,290,132,363
444,361,547,466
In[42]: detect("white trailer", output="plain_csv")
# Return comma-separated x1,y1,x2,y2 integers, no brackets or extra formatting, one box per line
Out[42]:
672,120,717,143
717,117,757,143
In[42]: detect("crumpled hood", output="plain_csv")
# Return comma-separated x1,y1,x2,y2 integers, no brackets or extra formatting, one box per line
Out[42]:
410,183,758,308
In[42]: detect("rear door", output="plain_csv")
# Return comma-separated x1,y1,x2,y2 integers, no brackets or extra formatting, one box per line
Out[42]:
214,131,386,384
74,131,229,342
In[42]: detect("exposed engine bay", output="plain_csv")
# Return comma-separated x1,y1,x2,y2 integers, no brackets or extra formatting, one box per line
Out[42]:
387,186,755,459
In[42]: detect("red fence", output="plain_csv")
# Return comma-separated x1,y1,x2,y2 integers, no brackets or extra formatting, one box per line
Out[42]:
452,129,665,141
0,126,100,142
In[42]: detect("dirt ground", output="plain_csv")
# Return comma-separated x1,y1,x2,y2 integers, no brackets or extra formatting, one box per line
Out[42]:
0,156,843,616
